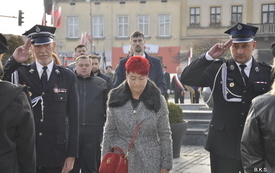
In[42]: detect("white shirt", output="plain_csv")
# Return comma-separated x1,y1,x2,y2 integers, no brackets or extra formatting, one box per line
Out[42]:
36,60,54,80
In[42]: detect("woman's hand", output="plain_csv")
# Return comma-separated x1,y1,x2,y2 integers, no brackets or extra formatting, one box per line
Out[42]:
160,169,170,173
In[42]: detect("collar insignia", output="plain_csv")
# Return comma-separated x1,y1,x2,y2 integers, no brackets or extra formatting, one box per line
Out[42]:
29,68,34,73
230,65,235,70
255,67,259,72
55,69,60,74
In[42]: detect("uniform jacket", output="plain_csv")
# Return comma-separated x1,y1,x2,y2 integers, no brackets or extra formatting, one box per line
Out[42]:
112,53,166,94
0,81,36,173
241,92,275,172
102,80,172,173
180,54,272,160
76,75,108,126
3,56,79,167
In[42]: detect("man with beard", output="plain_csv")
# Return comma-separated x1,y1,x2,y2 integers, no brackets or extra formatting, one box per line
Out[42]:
180,23,272,173
89,54,112,90
113,30,166,94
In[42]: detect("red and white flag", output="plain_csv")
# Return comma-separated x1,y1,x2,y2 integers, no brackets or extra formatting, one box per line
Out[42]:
54,7,62,28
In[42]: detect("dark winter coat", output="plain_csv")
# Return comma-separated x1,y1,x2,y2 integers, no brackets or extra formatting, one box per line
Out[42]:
241,92,275,172
0,81,36,173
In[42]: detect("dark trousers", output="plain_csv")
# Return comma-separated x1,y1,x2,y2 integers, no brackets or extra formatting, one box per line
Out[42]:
70,125,104,173
36,167,62,173
210,152,244,173
174,91,184,103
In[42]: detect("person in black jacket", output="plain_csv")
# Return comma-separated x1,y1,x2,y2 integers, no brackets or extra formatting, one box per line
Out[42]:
180,23,272,173
240,43,275,173
71,55,108,173
3,25,79,173
113,30,166,94
89,54,112,90
0,33,36,173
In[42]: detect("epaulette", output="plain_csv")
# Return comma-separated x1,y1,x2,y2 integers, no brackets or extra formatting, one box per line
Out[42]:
59,65,76,75
21,63,31,66
258,61,272,68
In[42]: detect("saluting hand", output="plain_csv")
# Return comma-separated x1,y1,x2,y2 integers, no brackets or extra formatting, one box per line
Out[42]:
61,157,75,173
208,39,233,59
12,38,31,63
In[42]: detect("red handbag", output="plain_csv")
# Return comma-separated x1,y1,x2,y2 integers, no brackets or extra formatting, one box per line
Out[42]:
99,122,142,173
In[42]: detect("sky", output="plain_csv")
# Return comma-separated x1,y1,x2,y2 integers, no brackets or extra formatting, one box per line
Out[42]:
0,0,44,35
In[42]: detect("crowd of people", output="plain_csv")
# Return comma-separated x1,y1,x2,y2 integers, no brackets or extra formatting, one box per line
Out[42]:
0,22,275,173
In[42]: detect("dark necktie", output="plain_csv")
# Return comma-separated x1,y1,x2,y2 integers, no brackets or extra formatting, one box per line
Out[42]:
41,66,48,89
239,64,248,85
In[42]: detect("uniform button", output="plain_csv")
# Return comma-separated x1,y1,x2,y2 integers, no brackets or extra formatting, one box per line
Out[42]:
210,124,213,127
242,101,245,104
243,90,246,93
40,119,44,122
39,133,43,136
241,113,245,115
42,92,45,95
240,125,244,128
60,97,63,100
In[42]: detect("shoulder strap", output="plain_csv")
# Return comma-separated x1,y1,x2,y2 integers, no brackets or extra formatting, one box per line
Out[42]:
127,122,142,153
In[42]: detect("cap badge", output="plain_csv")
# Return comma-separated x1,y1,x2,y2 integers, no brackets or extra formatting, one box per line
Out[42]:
35,26,41,33
237,24,242,30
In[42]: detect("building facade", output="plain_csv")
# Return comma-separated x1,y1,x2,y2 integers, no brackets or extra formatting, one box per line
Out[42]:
53,0,275,73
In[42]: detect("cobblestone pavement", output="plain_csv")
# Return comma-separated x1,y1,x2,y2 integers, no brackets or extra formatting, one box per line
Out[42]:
171,145,211,173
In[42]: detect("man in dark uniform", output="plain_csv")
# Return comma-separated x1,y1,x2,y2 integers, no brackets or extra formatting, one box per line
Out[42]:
0,33,36,173
180,23,272,173
3,25,79,173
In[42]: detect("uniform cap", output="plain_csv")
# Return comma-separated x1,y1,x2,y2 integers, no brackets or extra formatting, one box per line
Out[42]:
0,34,8,54
224,23,258,43
22,25,56,45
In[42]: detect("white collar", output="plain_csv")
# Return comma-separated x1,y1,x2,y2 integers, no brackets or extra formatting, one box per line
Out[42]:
235,57,252,69
36,60,54,78
133,53,146,58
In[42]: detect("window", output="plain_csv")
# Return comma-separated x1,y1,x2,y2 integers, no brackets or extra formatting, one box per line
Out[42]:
231,6,242,24
159,14,170,36
210,7,221,24
117,16,129,37
92,16,104,37
190,7,200,24
262,4,275,23
67,17,79,38
138,15,149,36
